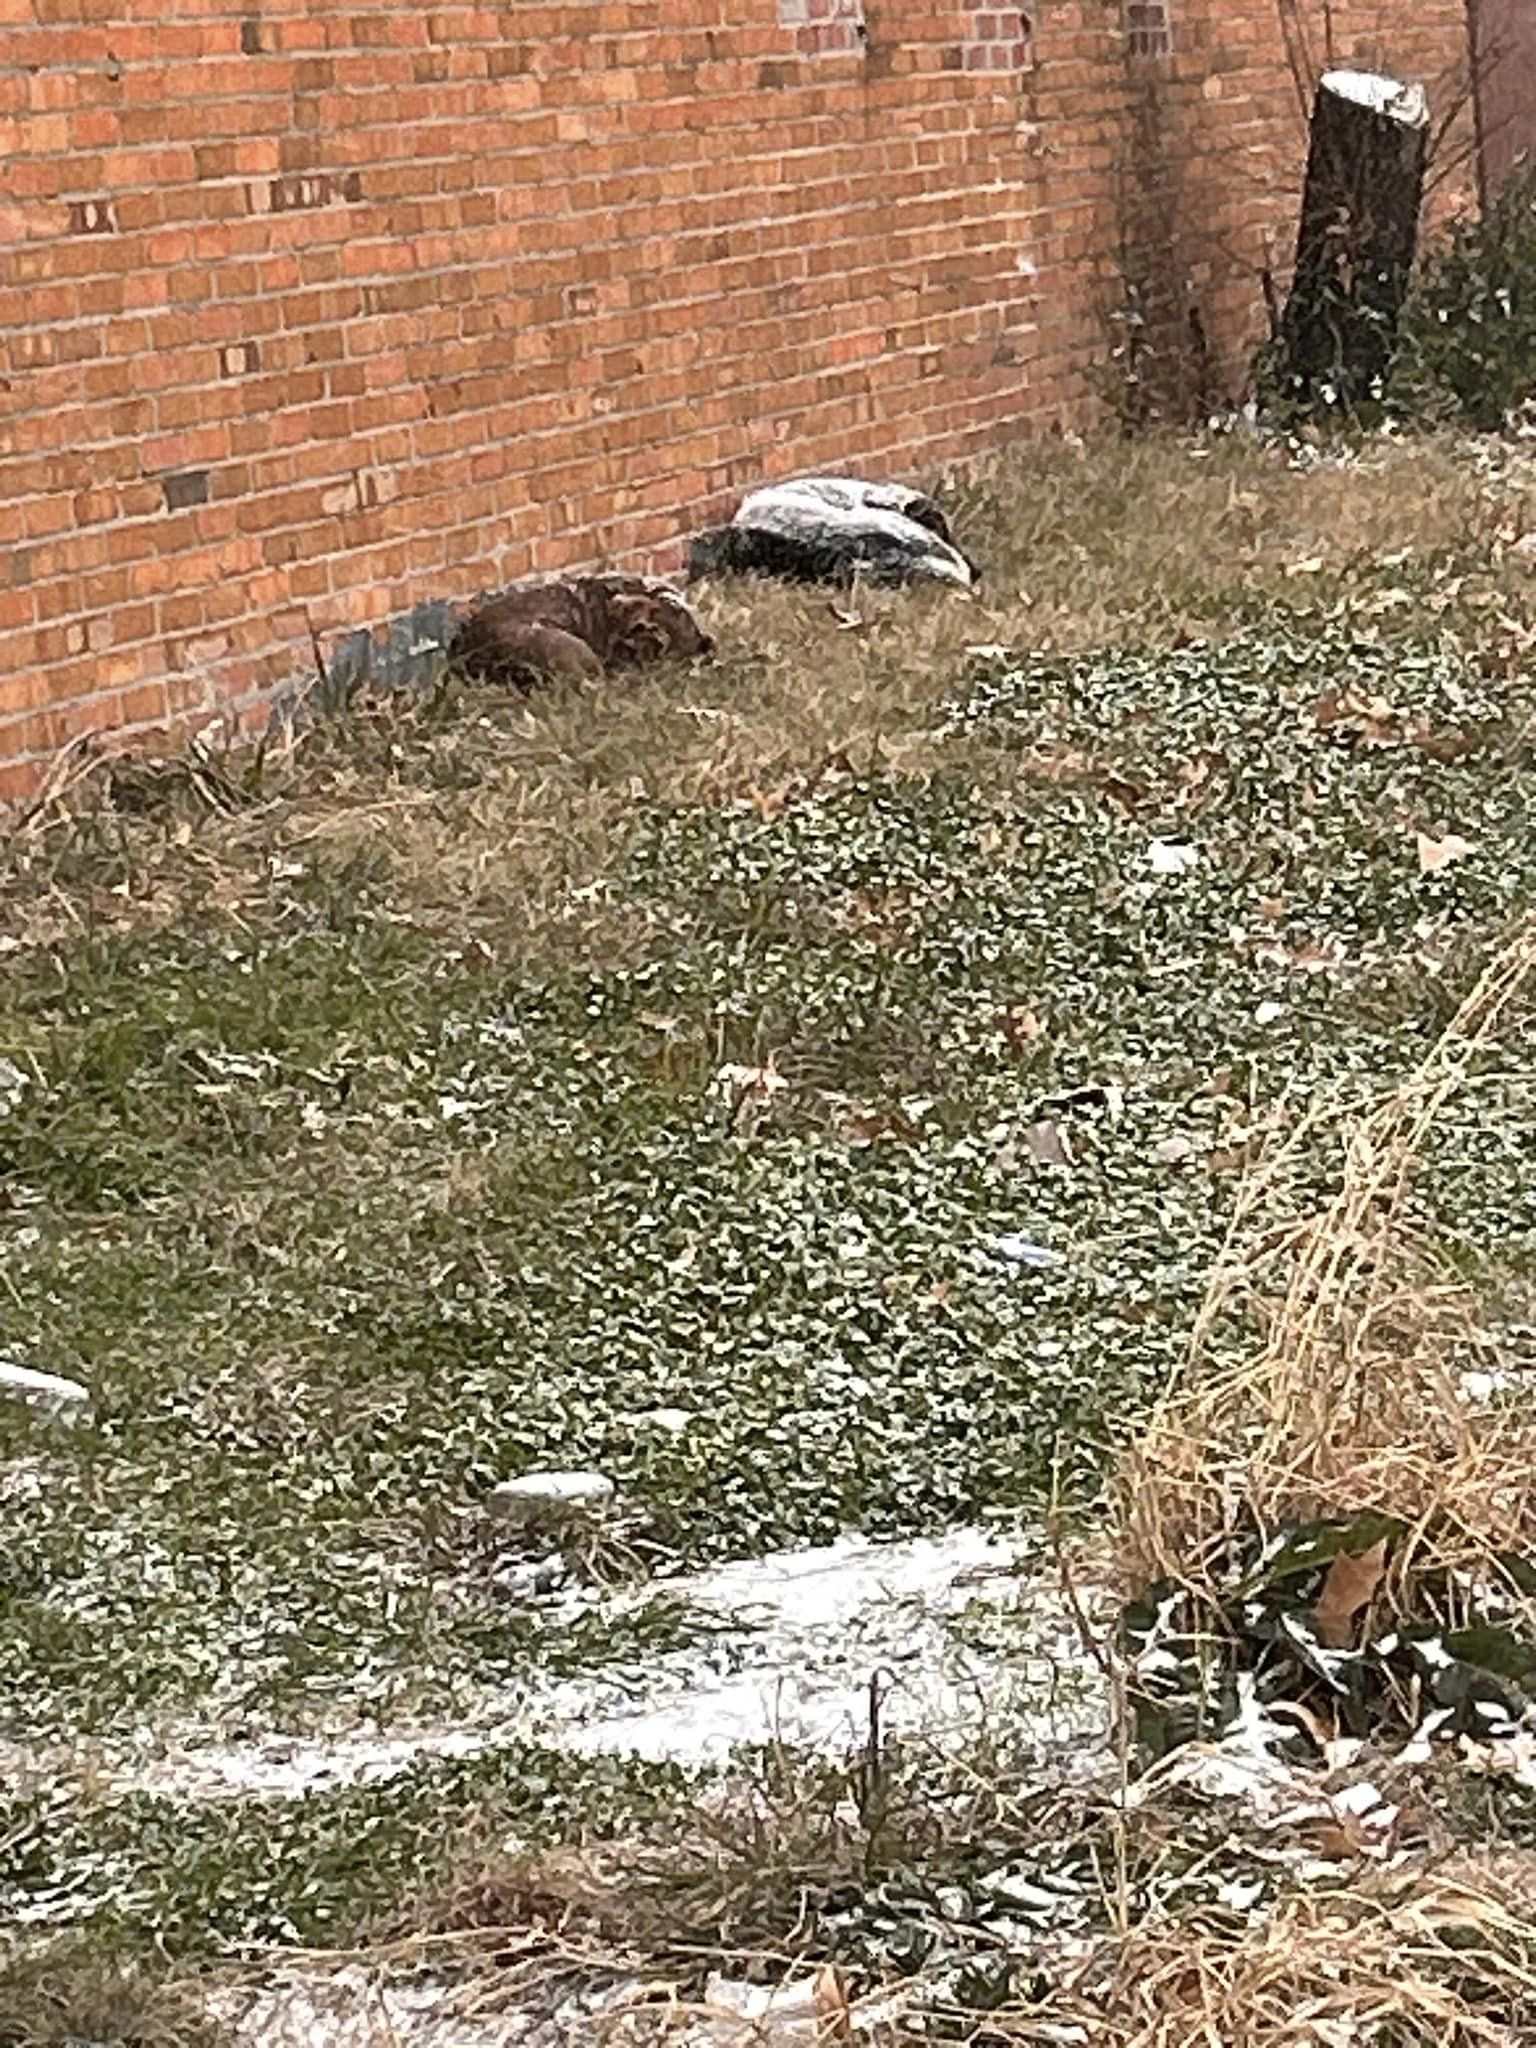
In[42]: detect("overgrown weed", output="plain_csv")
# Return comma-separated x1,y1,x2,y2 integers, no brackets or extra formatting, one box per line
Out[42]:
0,1947,220,2048
1117,911,1536,1605
4,431,1536,2031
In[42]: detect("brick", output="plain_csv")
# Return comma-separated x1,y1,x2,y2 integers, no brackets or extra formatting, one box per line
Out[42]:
0,0,1478,804
160,468,211,511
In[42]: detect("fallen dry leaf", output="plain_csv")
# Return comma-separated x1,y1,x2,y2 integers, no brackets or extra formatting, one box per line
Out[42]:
744,783,792,823
1307,1814,1373,1862
835,1103,919,1148
1417,831,1477,874
1252,935,1348,974
1266,1697,1337,1751
1001,1005,1044,1054
1410,721,1478,763
1095,771,1149,813
1307,1785,1400,1861
1032,743,1089,778
1176,747,1226,789
1311,687,1404,747
1313,1538,1388,1649
1290,938,1347,972
814,1965,852,2043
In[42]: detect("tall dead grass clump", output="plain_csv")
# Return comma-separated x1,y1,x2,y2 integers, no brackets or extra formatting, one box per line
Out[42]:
1115,913,1536,1610
1011,1853,1536,2048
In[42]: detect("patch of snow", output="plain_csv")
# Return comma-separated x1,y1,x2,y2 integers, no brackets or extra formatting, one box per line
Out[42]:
487,1470,617,1529
1322,69,1428,127
616,1407,695,1435
94,1529,1106,1801
219,1963,907,2048
0,1457,57,1503
215,1964,539,2048
554,1528,1092,1765
1146,839,1199,877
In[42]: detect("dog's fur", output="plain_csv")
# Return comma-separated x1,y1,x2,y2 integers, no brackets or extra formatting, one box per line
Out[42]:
450,575,714,689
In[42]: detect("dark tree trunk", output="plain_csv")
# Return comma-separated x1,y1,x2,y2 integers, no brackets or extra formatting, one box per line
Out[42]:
1272,69,1430,415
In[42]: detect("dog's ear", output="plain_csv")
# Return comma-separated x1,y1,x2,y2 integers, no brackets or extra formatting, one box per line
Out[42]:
687,530,732,582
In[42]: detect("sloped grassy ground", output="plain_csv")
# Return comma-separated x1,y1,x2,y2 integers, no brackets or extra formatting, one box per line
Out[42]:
3,433,1536,1976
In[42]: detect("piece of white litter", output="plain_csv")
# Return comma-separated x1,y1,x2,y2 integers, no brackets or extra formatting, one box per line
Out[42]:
1254,999,1287,1025
1459,1370,1501,1404
618,1407,695,1435
1417,831,1477,875
0,1360,91,1419
983,1870,1077,1917
1331,1779,1389,1818
700,1975,834,2048
1146,839,1199,876
986,1233,1066,1272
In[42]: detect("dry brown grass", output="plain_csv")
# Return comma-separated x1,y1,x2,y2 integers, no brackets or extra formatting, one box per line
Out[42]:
1084,907,1536,2045
1115,910,1536,1606
0,429,1515,966
7,429,1536,2048
0,1948,221,2048
1013,1852,1536,2048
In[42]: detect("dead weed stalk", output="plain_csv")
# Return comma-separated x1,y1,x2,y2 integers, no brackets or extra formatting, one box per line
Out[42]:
1009,1852,1536,2048
1117,908,1536,1613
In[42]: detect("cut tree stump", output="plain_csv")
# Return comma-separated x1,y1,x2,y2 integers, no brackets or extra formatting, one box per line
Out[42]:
1272,68,1430,414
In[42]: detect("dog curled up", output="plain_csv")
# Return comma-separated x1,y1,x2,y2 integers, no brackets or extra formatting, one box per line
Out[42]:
449,575,714,689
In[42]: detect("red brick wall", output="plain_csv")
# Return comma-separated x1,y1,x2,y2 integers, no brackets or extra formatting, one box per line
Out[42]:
0,0,1472,802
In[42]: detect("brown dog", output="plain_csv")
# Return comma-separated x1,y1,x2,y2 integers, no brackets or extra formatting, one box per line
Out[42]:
450,575,714,688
